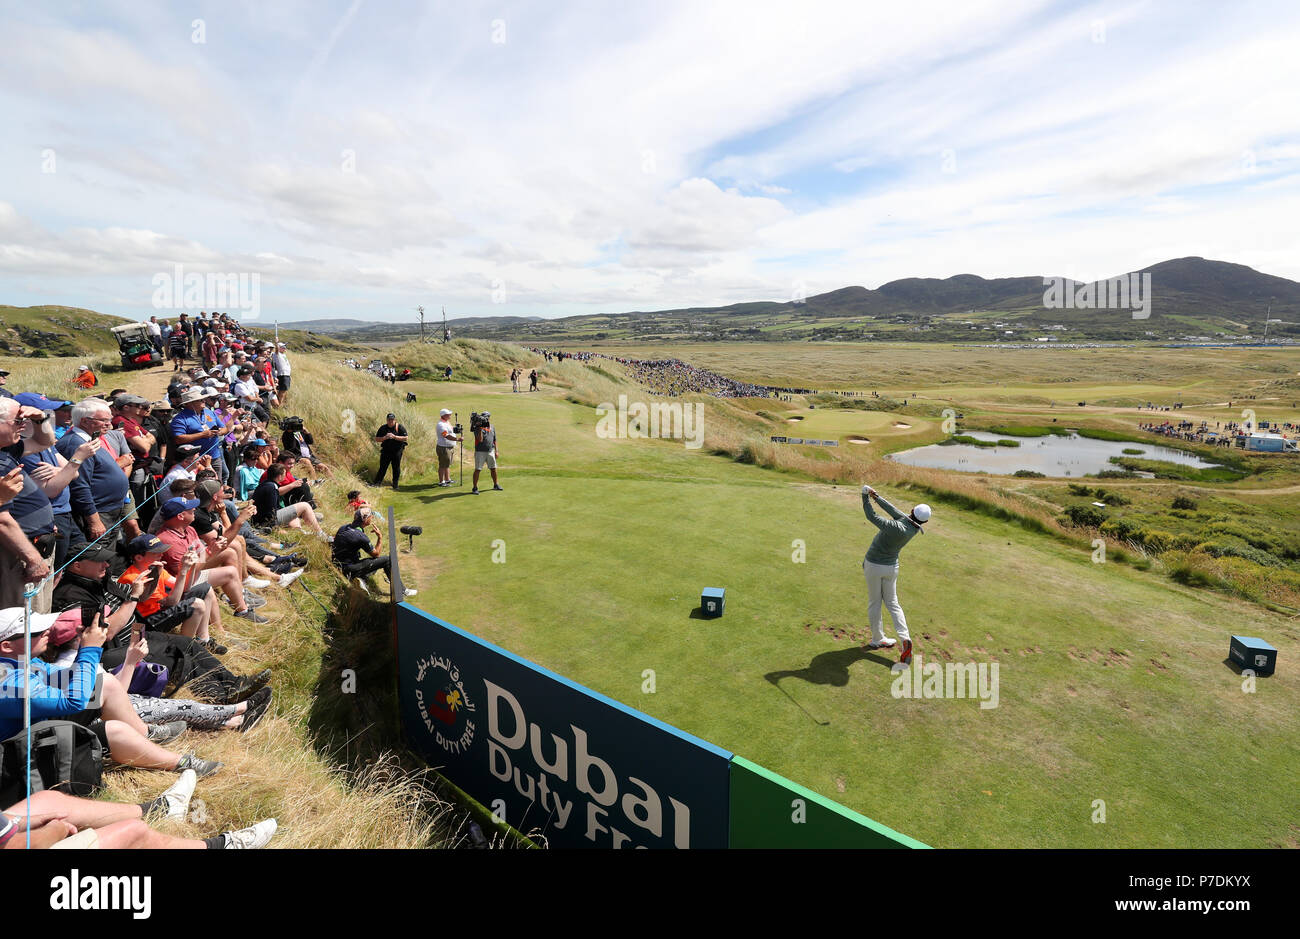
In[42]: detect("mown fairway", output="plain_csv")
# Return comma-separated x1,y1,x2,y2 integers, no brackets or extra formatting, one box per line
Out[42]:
385,364,1299,848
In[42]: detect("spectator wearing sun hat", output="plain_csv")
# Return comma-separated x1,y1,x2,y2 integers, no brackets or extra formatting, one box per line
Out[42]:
169,386,232,485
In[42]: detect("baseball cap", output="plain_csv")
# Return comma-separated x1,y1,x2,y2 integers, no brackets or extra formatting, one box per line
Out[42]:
175,442,202,455
150,399,173,411
912,504,932,523
13,392,71,411
386,413,396,420
440,409,452,417
44,609,89,648
0,608,59,642
195,479,223,503
73,544,119,563
160,497,200,519
127,534,166,556
77,365,89,372
0,368,9,377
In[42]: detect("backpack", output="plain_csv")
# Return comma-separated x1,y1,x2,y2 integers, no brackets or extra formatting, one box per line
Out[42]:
0,720,105,806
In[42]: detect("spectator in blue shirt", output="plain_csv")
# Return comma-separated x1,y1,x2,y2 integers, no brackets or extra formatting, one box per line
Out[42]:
55,398,131,549
169,387,232,484
0,607,224,777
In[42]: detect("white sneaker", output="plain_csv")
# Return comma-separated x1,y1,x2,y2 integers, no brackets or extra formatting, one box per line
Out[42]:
867,638,897,650
278,569,303,587
159,769,197,820
243,576,271,589
222,818,278,849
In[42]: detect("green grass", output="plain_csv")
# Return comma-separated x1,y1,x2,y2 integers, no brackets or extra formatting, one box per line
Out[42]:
383,369,1300,848
1109,456,1248,482
988,425,1073,437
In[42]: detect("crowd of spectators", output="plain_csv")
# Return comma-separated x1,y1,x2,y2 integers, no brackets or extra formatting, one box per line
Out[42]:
525,347,816,398
0,313,348,849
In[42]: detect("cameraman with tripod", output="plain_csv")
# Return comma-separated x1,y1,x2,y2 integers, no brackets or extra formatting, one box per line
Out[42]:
471,412,502,495
436,409,462,488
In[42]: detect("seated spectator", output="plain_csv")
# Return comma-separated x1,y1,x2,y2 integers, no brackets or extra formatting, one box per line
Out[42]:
253,464,328,538
118,534,230,645
332,507,396,591
42,624,272,733
0,608,223,778
274,451,317,508
189,481,302,588
152,500,271,623
72,365,97,389
281,417,332,476
4,781,278,849
52,543,271,703
235,444,264,500
148,476,200,535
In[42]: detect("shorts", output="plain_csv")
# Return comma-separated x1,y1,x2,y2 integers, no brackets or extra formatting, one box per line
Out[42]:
278,376,291,391
474,451,497,470
51,828,100,849
437,446,453,469
276,505,301,526
141,599,195,633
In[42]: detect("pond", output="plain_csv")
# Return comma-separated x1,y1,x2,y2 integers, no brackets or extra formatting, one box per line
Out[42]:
887,430,1222,477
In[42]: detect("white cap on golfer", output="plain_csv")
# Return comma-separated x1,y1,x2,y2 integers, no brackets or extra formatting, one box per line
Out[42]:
440,408,452,417
912,504,932,523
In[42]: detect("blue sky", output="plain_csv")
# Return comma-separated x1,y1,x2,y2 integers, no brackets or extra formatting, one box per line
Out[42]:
1,0,1298,324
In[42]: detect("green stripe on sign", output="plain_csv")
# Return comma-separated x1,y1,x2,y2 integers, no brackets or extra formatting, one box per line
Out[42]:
728,755,929,849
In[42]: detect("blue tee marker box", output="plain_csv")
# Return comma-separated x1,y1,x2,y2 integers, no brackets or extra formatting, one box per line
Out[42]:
701,587,726,618
1229,636,1276,676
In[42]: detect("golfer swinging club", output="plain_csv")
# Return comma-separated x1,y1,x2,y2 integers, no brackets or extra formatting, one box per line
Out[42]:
860,485,931,665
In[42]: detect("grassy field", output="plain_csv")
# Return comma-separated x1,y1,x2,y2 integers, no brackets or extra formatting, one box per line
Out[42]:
374,356,1300,848
6,338,1297,848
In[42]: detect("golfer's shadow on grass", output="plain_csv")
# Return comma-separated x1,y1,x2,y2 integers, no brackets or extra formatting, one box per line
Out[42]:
766,647,895,688
764,647,898,727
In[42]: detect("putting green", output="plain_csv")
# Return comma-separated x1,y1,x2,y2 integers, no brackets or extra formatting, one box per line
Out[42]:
388,377,1299,848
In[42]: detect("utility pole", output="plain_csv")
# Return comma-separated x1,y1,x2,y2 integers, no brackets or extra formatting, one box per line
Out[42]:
417,305,425,342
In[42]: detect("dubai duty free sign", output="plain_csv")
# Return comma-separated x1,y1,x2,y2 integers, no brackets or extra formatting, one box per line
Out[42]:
396,604,731,848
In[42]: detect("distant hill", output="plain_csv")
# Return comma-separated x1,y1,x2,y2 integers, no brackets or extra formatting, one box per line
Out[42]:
275,318,378,332
0,305,131,356
435,257,1300,344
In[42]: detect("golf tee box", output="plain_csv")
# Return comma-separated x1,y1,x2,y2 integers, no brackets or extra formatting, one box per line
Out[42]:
701,587,726,618
1229,636,1276,676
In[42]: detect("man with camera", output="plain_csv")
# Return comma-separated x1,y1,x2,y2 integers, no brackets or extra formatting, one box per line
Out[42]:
436,409,462,488
471,412,502,495
373,413,408,491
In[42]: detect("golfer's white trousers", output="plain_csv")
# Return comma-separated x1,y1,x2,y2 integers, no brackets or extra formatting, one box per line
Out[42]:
863,559,910,643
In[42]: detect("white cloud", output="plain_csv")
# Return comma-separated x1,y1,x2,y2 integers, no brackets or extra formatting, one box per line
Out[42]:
0,0,1297,319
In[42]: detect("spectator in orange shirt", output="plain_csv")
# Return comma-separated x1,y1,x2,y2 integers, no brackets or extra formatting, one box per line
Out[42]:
117,534,218,646
72,365,97,389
